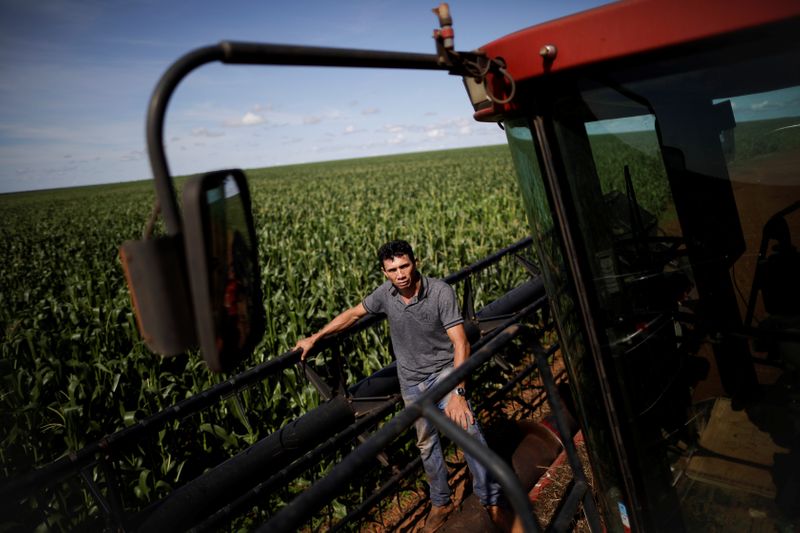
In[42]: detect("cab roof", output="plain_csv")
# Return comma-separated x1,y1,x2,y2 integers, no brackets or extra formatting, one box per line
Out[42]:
480,0,800,83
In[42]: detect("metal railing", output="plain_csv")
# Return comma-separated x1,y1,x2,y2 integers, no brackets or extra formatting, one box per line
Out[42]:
253,314,604,532
3,238,576,531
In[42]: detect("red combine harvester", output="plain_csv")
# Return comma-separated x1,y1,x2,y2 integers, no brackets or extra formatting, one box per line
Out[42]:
2,1,798,531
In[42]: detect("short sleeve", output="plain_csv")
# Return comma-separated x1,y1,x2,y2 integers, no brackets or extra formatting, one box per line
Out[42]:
438,283,464,330
362,284,385,315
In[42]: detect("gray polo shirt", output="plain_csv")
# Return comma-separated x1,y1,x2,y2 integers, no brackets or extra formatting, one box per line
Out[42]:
362,275,464,389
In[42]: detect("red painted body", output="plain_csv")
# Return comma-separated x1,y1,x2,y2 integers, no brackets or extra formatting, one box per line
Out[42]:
476,0,800,119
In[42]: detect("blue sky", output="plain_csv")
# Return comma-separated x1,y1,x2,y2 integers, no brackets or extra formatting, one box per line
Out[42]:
0,0,613,193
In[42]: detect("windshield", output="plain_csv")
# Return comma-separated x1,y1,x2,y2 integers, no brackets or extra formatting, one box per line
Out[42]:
508,31,800,532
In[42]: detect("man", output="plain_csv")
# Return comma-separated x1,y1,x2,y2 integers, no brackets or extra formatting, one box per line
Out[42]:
294,240,506,532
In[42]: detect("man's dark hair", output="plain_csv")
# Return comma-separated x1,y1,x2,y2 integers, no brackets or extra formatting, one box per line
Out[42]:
377,240,415,269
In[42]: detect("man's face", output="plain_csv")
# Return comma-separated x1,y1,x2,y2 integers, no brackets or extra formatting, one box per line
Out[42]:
381,254,416,291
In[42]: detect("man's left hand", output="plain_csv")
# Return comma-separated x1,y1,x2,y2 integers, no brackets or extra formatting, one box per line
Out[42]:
445,393,474,429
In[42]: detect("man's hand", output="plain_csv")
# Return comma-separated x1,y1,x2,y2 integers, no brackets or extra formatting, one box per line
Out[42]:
444,393,474,429
293,304,368,363
294,336,316,361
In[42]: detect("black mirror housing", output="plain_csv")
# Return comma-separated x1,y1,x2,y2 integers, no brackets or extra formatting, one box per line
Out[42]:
182,169,265,372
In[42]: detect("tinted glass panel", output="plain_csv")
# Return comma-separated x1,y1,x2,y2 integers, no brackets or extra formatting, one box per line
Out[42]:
551,38,799,530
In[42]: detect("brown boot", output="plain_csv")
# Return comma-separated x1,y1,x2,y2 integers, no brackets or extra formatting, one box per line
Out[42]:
422,502,453,533
485,504,523,533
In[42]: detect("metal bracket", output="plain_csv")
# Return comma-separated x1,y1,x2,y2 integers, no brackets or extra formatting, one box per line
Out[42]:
302,341,349,401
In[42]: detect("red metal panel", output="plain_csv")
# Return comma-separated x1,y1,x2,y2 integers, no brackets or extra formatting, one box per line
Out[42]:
481,0,800,82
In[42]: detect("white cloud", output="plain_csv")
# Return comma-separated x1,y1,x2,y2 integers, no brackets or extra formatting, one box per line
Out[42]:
426,129,445,139
362,107,379,115
223,111,266,127
303,116,322,125
241,112,265,126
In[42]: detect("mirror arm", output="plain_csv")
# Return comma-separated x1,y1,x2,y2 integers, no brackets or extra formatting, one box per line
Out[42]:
217,41,444,70
147,45,225,236
146,43,447,236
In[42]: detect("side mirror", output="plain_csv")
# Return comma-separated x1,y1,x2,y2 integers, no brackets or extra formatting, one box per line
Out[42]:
183,169,265,372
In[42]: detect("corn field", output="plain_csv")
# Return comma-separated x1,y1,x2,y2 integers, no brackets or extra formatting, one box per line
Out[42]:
0,144,530,526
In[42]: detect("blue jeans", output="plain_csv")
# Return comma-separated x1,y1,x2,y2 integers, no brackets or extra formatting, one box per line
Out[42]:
401,366,501,507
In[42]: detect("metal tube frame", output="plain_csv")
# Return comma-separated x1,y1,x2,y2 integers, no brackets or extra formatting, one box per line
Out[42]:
191,296,547,530
260,323,540,532
328,301,557,531
189,396,400,532
332,455,424,532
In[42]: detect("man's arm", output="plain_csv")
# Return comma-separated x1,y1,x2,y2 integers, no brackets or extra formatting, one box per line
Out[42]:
444,323,475,428
294,303,368,361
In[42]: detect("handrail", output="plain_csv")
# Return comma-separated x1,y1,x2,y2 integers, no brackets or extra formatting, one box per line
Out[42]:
189,396,402,532
334,327,559,532
444,236,533,284
0,347,299,503
260,314,545,532
189,294,550,531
